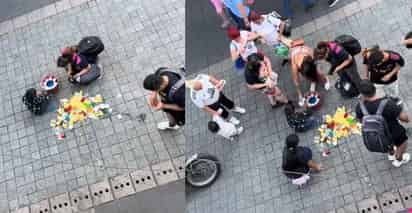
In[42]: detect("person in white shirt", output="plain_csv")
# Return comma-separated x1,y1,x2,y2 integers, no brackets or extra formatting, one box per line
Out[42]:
187,74,246,124
249,11,285,47
228,26,260,62
208,114,244,141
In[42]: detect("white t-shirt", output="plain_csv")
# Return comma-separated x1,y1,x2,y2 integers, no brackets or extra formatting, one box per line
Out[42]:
230,31,258,60
190,74,220,108
251,15,281,46
213,116,237,139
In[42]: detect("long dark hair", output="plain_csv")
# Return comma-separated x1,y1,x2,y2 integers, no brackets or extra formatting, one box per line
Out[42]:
282,134,300,171
301,56,318,82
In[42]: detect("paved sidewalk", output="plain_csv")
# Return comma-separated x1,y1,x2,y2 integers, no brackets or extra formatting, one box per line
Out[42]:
186,0,412,212
0,0,184,212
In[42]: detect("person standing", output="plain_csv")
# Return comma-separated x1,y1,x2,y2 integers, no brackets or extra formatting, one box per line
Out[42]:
188,74,245,124
355,80,410,167
209,0,230,28
362,47,404,105
222,0,253,30
314,41,362,98
143,68,185,130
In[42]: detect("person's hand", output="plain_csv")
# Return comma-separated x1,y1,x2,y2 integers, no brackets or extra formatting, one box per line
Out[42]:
216,80,226,91
153,102,164,111
315,164,323,172
244,19,250,27
381,75,391,82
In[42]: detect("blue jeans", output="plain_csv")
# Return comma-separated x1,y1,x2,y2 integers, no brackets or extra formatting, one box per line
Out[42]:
228,9,249,30
282,0,314,18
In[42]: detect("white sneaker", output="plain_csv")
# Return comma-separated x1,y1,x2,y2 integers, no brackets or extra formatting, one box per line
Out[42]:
237,126,244,135
392,153,411,167
232,106,246,114
97,64,104,79
324,81,331,91
229,117,240,125
298,97,306,107
310,83,316,92
157,121,180,130
388,154,396,161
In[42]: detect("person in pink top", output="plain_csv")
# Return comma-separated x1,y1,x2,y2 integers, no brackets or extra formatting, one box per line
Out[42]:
209,0,230,28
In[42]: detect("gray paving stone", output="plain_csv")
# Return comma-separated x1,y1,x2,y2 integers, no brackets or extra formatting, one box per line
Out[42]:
377,191,404,213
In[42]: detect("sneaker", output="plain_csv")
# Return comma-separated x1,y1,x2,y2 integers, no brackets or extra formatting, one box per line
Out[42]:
392,153,411,167
310,83,316,92
157,121,180,130
328,0,340,7
388,153,396,161
232,106,246,114
324,81,331,91
237,126,244,135
229,117,240,125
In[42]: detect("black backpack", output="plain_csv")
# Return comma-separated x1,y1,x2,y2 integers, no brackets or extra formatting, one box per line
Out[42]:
155,67,185,103
78,36,105,57
335,35,362,56
404,31,412,49
359,99,393,153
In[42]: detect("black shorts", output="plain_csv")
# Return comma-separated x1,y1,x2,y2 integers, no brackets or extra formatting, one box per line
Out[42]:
393,133,408,147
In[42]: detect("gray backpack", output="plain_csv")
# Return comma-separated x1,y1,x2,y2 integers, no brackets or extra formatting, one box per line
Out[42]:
360,99,393,153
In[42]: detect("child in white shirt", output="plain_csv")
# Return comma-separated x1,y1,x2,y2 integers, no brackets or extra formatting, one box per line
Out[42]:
208,113,244,141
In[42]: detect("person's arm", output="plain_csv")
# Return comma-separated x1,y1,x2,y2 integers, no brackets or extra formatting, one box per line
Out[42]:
399,111,410,123
76,64,92,76
203,106,220,117
236,3,249,26
263,56,273,74
403,38,412,45
230,45,242,61
291,65,302,98
208,75,221,86
381,64,400,82
67,64,73,76
363,65,370,79
334,55,353,74
247,83,267,90
278,21,285,35
162,103,184,111
307,160,322,172
246,31,260,41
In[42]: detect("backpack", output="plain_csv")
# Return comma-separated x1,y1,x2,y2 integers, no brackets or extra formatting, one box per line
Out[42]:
155,67,185,103
359,99,393,153
334,35,361,56
266,11,291,37
78,36,104,57
404,31,412,49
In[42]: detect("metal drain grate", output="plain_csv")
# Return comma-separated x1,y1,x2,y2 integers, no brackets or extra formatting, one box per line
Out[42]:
110,174,136,199
30,199,50,213
130,167,157,193
357,198,381,213
50,193,73,213
89,180,114,206
377,191,404,213
399,184,412,208
172,156,185,179
11,207,29,213
69,185,93,211
151,160,178,185
336,204,358,213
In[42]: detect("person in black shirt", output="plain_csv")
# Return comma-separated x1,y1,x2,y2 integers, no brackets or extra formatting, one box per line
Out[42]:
57,52,101,84
143,68,185,130
355,80,410,167
314,41,362,97
282,134,322,185
22,88,50,115
362,48,404,105
244,53,288,107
